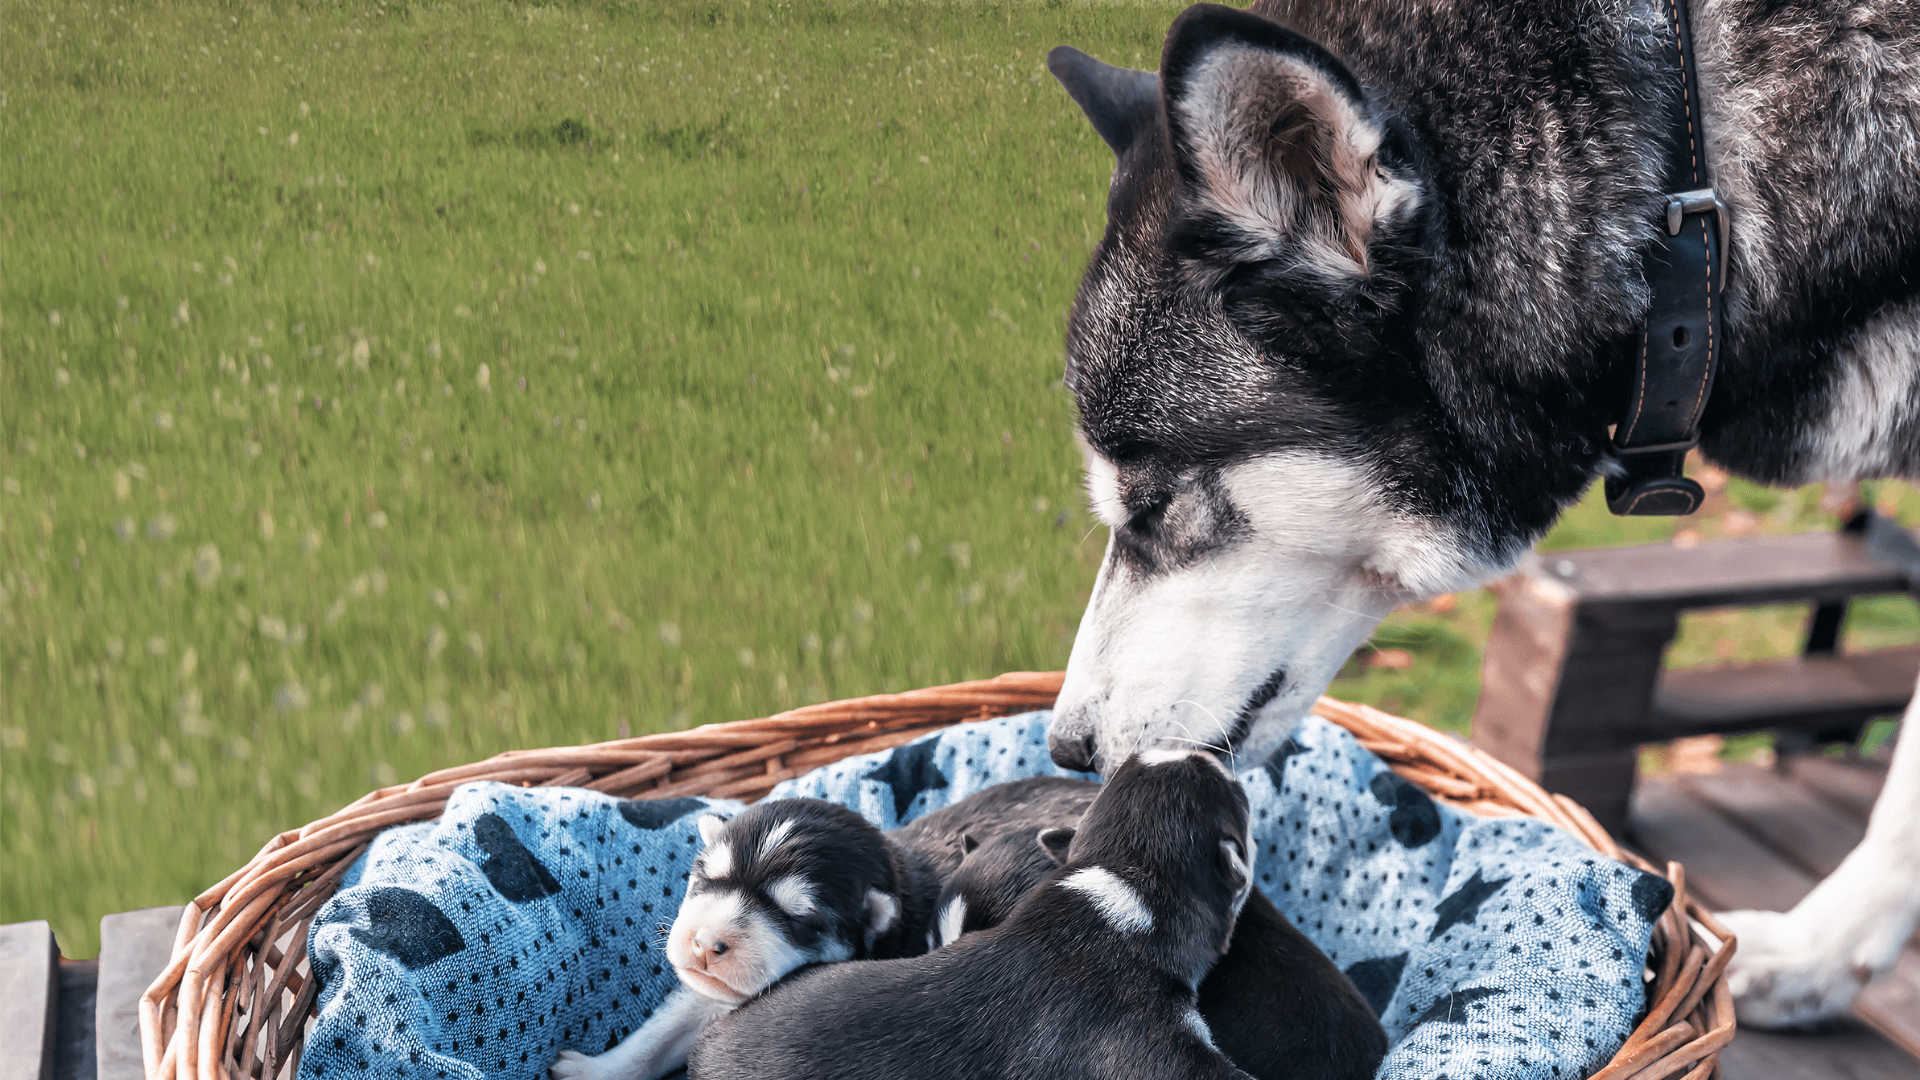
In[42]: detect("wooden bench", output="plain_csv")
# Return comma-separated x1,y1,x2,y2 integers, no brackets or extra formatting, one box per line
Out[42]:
0,908,181,1080
1471,511,1919,837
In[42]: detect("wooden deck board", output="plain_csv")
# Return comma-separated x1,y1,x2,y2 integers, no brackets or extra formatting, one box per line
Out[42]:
1632,756,1920,1073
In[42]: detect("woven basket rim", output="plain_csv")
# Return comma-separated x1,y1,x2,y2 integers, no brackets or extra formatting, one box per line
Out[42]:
139,672,1735,1080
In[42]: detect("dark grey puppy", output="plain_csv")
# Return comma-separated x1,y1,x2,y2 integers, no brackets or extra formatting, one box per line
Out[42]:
934,808,1385,1080
688,751,1261,1080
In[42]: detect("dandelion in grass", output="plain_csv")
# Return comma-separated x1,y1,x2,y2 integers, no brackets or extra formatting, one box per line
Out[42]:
588,491,602,511
174,300,189,324
299,102,310,118
476,362,491,390
259,511,275,540
258,126,269,136
288,132,299,146
257,614,288,643
852,600,874,623
233,660,252,688
424,700,450,729
391,712,415,735
325,597,347,625
534,259,547,275
577,250,592,261
276,683,311,712
193,543,222,587
430,587,450,610
300,526,322,553
178,647,198,679
146,514,177,541
171,761,198,788
369,761,398,787
244,441,261,459
57,369,72,386
228,736,252,761
105,637,125,661
115,517,135,542
427,624,448,659
341,704,363,733
454,304,472,318
154,411,174,432
48,310,62,327
369,511,388,530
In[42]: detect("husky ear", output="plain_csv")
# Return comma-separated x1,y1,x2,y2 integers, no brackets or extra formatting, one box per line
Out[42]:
1160,4,1418,279
1048,46,1160,157
696,814,729,848
958,832,980,857
1037,827,1076,866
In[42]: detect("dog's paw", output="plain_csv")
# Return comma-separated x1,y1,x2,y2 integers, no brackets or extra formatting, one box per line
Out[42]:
549,1050,608,1080
1720,908,1872,1029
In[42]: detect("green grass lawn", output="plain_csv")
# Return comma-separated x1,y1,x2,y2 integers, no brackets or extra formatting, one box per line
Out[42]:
4,0,1914,956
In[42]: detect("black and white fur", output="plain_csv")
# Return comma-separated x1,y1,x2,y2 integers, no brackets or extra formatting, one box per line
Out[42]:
688,750,1261,1080
1041,1,1920,1027
936,809,1386,1080
549,800,941,1080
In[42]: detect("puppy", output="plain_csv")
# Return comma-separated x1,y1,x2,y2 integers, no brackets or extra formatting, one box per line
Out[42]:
551,799,940,1080
933,827,1076,947
688,750,1262,1080
934,809,1385,1080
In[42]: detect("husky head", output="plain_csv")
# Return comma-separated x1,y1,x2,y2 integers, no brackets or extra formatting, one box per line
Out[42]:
1046,5,1600,773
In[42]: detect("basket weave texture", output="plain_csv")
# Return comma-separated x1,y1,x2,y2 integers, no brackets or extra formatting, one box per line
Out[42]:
141,671,1735,1080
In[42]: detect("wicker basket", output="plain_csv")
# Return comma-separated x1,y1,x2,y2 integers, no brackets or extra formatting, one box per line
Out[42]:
141,672,1735,1080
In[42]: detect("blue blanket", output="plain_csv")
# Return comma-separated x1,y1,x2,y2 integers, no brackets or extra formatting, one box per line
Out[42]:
301,712,1669,1080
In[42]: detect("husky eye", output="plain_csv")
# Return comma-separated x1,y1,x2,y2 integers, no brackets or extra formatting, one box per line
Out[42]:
1125,491,1172,535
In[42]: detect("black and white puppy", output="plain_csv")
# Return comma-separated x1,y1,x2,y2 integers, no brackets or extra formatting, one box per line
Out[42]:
934,807,1385,1080
688,750,1261,1080
550,799,940,1080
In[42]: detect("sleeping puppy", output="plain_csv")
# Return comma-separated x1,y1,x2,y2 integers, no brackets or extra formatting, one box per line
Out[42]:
933,827,1076,947
688,750,1262,1080
934,810,1386,1080
550,799,940,1080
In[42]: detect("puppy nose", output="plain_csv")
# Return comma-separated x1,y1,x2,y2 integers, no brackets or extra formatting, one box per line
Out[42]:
690,929,730,960
1049,727,1096,772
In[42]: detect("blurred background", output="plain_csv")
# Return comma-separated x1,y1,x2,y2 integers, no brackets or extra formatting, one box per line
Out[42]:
4,0,1913,956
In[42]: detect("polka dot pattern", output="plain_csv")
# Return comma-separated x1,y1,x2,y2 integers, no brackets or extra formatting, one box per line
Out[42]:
298,712,1663,1080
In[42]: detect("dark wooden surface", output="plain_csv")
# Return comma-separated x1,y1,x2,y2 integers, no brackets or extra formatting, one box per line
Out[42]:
1473,529,1919,837
0,908,182,1080
1631,754,1920,1078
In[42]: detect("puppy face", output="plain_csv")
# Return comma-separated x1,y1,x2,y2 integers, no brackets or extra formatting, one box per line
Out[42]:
666,800,901,1003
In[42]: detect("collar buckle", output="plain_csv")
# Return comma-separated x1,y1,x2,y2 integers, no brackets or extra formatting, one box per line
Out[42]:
1664,188,1730,290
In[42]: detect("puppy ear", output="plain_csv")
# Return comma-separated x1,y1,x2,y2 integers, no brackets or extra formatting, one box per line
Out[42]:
864,887,901,939
696,814,729,848
1048,46,1160,157
959,832,980,857
1037,827,1076,867
1220,838,1253,901
1160,4,1418,279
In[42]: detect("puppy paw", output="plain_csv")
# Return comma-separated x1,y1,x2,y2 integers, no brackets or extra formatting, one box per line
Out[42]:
1720,908,1872,1029
549,1050,608,1080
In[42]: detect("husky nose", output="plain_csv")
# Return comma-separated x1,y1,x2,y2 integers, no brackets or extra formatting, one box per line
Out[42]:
1049,726,1096,772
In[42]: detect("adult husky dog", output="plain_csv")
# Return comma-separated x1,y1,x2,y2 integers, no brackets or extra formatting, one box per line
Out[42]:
1042,1,1920,1030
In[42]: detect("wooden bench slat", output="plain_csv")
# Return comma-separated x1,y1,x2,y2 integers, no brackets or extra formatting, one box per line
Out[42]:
1782,755,1893,822
1651,648,1920,740
1,921,58,1080
1529,531,1909,609
1631,779,1819,911
95,908,183,1080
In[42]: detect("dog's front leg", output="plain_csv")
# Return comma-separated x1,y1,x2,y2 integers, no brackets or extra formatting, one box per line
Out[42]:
549,987,735,1080
1720,697,1920,1028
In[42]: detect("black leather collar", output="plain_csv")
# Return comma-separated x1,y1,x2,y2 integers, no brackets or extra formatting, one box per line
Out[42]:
1604,0,1730,516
